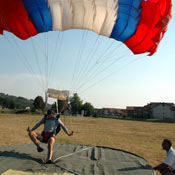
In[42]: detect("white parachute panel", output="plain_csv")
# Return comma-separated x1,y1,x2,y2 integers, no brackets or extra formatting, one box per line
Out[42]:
100,0,118,36
48,0,118,36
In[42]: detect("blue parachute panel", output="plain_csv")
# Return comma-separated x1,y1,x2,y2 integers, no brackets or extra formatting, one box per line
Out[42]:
22,0,52,33
110,0,142,42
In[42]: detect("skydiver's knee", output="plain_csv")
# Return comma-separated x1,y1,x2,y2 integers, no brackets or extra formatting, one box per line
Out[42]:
50,137,55,143
48,137,55,146
29,130,36,138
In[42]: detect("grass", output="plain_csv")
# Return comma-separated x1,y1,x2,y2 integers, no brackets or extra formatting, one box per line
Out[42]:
0,113,175,169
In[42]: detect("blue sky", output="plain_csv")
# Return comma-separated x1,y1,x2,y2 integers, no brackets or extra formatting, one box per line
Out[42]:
0,5,175,109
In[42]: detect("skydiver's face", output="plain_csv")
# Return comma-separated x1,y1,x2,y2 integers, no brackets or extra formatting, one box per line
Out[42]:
162,141,169,151
48,114,54,119
162,141,166,150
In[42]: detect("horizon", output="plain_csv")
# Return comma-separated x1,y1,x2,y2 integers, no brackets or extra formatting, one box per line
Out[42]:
1,91,174,110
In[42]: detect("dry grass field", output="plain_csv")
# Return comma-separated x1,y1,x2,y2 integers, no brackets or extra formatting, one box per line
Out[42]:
0,113,175,171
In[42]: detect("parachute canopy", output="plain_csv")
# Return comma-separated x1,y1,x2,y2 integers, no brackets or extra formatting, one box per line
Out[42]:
0,0,173,56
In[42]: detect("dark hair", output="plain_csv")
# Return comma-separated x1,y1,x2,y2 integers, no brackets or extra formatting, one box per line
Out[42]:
163,139,172,147
47,109,53,115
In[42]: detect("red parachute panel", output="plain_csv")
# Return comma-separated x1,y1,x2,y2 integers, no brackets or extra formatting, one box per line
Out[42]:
0,0,37,40
125,0,173,56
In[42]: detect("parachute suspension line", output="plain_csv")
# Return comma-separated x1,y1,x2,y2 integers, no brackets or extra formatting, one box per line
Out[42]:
79,39,115,78
70,32,101,92
72,38,116,93
25,20,56,96
92,2,119,64
95,40,116,63
70,1,99,93
49,0,71,90
77,42,122,84
75,30,89,82
54,0,76,92
71,2,122,92
76,49,131,92
25,18,50,106
73,41,131,93
23,16,48,91
4,34,44,91
28,35,47,91
71,7,121,91
96,42,123,63
45,55,49,105
70,3,120,91
70,30,89,93
44,29,49,96
56,99,59,114
23,16,45,61
54,145,95,162
77,50,131,92
29,34,46,90
48,31,62,85
48,32,64,87
1,16,45,92
79,54,147,94
24,17,54,108
71,34,118,92
71,34,104,93
45,90,48,112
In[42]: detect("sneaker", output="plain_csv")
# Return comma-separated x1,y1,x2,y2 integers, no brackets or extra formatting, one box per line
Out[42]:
37,146,44,152
46,160,53,164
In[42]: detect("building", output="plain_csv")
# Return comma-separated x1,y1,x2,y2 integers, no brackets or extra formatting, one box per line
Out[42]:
95,102,175,119
144,102,175,119
95,108,126,117
126,106,143,118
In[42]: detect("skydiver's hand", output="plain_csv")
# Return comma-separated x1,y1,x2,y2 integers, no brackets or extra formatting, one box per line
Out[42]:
27,127,31,132
68,131,74,136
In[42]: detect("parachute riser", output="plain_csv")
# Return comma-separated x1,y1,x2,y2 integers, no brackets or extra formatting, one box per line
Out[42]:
45,90,48,113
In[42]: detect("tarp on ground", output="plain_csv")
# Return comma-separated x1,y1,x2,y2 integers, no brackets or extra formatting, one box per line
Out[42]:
0,144,155,175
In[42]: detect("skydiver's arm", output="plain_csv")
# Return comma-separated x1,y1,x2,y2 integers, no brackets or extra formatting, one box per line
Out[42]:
59,119,73,136
31,117,45,131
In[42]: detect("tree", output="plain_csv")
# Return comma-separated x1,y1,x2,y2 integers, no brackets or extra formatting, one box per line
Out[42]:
81,102,95,116
70,93,83,115
2,98,8,109
9,99,15,109
33,96,45,111
57,99,68,113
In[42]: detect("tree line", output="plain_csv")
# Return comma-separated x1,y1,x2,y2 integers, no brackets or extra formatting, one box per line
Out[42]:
0,97,16,109
0,93,95,116
0,95,32,109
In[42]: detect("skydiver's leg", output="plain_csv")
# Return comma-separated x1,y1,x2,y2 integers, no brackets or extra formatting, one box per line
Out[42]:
28,129,44,152
47,136,55,163
159,167,175,175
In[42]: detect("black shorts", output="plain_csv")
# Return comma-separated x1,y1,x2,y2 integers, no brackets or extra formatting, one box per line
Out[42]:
41,131,55,143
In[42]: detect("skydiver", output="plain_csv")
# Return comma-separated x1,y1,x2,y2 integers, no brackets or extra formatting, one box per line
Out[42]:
154,139,175,175
27,109,73,164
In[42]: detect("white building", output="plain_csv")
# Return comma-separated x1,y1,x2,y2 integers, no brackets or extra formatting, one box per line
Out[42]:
150,103,175,119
